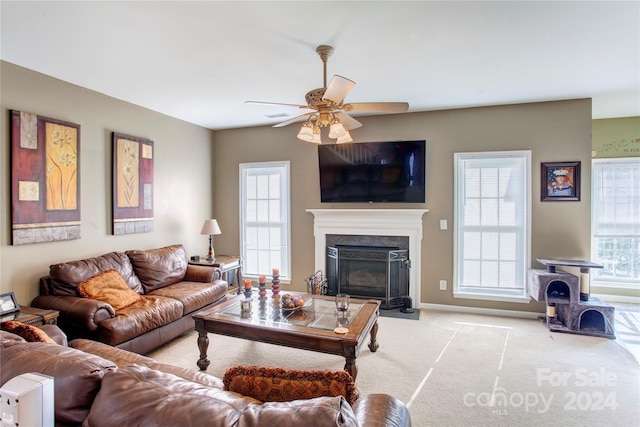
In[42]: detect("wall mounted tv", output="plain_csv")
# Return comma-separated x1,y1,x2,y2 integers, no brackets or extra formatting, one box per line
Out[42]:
318,140,426,203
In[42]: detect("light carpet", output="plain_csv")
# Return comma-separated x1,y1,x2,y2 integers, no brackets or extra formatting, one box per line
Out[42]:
147,309,639,426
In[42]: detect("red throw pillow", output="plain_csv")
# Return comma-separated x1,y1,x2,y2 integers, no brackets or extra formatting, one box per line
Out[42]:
0,321,56,344
223,365,359,406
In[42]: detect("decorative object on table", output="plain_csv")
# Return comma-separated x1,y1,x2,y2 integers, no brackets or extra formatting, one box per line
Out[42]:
112,132,154,235
258,274,267,300
240,298,252,318
280,294,310,312
271,269,280,297
10,110,81,245
243,279,253,298
200,219,222,261
335,293,350,319
541,161,581,201
305,270,328,295
1,292,20,316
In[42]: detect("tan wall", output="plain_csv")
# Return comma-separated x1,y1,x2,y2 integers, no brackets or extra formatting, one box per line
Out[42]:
592,116,640,158
1,61,215,305
215,99,593,313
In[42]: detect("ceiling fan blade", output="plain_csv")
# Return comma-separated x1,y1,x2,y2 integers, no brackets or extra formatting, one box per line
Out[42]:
343,102,409,113
245,100,311,109
272,113,314,128
322,75,356,104
334,111,363,130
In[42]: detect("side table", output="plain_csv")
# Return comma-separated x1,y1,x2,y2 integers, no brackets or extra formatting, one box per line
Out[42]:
189,255,243,293
1,305,59,326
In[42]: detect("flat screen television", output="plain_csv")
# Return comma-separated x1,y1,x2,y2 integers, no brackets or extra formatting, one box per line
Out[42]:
318,140,426,203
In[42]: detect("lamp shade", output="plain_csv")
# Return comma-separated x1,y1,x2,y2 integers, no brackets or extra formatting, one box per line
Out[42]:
336,130,353,144
200,219,222,235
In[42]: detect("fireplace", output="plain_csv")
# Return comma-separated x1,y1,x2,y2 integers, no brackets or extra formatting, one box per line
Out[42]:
307,209,428,307
327,245,410,309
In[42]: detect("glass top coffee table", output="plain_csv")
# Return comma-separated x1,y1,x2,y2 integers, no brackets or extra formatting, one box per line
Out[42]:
193,291,380,380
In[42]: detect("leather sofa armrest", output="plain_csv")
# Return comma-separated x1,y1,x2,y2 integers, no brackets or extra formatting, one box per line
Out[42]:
184,265,223,282
39,324,68,346
351,394,412,427
32,295,115,332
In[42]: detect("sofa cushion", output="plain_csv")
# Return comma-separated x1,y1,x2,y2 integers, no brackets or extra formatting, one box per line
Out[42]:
49,251,143,296
77,269,142,310
223,365,359,406
0,342,117,425
0,320,57,344
126,244,188,293
83,365,250,426
96,295,183,346
147,280,228,314
84,365,358,427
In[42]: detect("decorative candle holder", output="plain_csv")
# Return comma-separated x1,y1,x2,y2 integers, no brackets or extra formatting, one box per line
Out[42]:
244,279,253,299
271,275,280,298
259,280,267,300
240,298,252,318
335,293,350,319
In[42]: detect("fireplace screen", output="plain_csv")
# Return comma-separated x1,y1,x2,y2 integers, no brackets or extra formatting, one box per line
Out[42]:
327,245,409,309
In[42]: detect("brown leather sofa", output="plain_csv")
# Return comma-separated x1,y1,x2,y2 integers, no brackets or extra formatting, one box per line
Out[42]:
0,328,412,427
31,244,228,354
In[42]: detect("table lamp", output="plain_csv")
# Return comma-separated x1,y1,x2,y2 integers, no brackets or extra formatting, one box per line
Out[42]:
200,219,222,261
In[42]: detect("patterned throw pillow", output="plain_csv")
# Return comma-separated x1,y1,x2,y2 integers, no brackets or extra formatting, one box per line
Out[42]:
0,321,57,344
77,269,141,310
223,365,359,406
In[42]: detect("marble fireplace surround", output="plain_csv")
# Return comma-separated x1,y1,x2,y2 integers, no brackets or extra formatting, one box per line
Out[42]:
307,209,428,306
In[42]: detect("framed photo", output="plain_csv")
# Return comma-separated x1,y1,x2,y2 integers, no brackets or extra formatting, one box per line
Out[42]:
541,161,581,201
0,292,20,316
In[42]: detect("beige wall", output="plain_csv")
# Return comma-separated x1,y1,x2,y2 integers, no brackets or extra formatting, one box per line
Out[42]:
1,61,215,305
2,60,595,314
592,116,640,158
215,99,593,313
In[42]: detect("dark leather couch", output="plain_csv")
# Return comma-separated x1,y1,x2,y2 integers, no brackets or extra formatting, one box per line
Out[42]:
31,244,228,354
0,328,412,427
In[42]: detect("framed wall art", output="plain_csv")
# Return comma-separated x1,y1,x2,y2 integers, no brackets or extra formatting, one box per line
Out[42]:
541,161,581,201
112,132,154,235
10,110,81,245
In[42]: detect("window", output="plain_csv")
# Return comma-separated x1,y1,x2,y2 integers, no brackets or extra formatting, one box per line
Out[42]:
240,161,290,280
454,151,531,302
591,158,640,288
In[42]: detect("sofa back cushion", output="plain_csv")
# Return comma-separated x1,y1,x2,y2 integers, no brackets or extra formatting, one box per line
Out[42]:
49,251,143,296
0,342,117,425
126,244,188,293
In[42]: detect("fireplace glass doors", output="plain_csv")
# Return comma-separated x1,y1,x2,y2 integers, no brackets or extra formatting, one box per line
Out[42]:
327,245,409,309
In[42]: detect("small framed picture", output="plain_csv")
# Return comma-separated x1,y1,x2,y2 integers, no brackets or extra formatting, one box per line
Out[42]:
541,161,581,201
0,292,20,316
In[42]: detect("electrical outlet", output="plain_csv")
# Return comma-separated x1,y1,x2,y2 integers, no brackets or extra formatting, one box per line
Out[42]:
439,280,447,290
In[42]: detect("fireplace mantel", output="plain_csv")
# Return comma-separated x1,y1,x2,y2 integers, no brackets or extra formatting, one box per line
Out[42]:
306,209,428,306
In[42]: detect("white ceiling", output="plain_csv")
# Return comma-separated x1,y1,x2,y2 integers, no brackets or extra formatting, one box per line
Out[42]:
2,1,638,130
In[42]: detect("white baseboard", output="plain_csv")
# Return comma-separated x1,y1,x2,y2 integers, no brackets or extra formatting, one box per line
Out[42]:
418,302,542,319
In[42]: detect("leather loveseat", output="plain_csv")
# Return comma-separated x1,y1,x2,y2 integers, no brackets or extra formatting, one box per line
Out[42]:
0,328,412,427
31,244,228,354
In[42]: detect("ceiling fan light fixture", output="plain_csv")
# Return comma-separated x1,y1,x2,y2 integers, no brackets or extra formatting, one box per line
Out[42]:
297,121,315,142
328,119,347,139
336,130,353,144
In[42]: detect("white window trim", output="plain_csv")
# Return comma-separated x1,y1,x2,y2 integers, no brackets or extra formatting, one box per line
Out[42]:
239,161,291,281
453,150,532,303
590,157,640,290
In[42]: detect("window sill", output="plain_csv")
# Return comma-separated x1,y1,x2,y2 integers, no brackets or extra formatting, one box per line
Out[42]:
453,291,531,304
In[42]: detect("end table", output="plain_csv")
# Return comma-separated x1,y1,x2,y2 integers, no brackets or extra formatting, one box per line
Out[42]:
189,255,243,293
1,305,59,326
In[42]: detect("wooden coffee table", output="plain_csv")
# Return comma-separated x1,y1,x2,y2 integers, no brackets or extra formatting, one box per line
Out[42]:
193,292,380,380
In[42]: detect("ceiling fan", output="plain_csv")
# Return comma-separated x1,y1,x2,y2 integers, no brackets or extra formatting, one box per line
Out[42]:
246,45,409,144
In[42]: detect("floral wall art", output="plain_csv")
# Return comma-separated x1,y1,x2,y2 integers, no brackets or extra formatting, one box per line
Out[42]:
112,132,154,235
10,110,81,245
